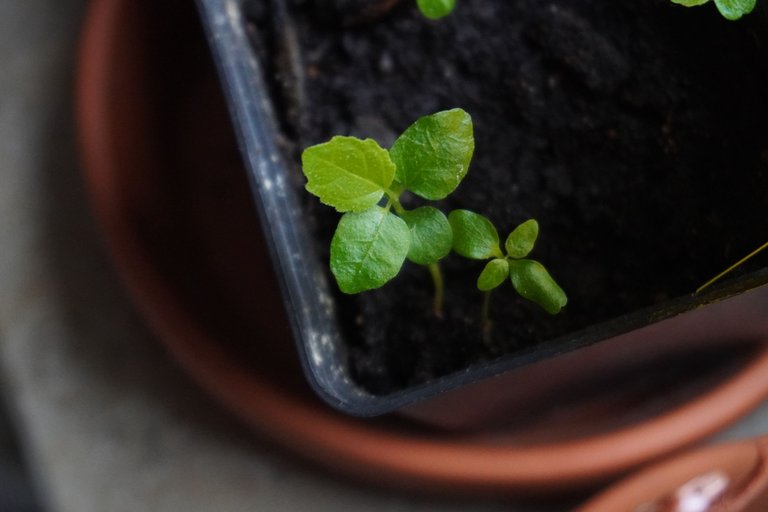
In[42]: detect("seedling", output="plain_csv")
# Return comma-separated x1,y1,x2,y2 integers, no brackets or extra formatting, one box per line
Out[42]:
301,108,567,326
416,0,456,19
670,0,756,20
302,108,473,316
449,211,567,340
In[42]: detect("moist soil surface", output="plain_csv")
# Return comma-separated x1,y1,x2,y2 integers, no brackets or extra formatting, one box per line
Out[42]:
245,0,768,395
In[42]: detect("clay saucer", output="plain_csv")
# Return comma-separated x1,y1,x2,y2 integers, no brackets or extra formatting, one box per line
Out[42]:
76,0,768,495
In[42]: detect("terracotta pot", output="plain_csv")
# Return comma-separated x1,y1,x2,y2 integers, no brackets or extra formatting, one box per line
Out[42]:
578,436,768,511
76,0,768,495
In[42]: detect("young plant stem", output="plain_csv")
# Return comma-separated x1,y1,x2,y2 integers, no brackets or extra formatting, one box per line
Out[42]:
481,289,493,344
386,186,406,211
428,262,444,318
388,192,446,317
697,240,768,293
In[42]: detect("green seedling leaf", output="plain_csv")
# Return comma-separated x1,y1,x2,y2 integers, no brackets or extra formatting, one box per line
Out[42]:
330,207,410,294
477,258,509,291
448,210,502,259
670,0,710,6
505,219,539,259
670,0,756,18
714,0,756,19
416,0,457,19
390,108,474,200
401,206,452,265
509,260,568,315
302,136,395,212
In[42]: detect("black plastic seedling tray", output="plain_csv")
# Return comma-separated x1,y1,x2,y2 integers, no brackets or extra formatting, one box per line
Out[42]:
195,0,768,416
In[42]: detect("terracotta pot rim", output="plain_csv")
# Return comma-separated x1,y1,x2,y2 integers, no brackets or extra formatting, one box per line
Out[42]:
75,0,768,494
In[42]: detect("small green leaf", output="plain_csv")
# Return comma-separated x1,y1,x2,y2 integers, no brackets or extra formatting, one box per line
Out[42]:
416,0,457,19
509,260,568,314
390,108,474,200
448,210,502,259
670,0,710,6
505,219,539,259
714,0,756,19
302,136,395,212
477,259,509,291
401,207,452,265
330,207,410,294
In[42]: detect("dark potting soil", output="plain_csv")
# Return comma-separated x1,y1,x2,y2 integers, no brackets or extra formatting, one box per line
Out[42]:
244,0,768,395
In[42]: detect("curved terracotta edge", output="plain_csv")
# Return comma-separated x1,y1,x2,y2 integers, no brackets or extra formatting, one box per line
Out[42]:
75,0,768,495
577,437,768,511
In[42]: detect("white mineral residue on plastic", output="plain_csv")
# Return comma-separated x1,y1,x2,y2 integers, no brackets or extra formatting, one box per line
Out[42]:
225,0,243,35
332,366,353,386
211,4,227,28
259,166,285,195
274,174,285,190
307,331,324,366
316,288,335,315
306,333,365,392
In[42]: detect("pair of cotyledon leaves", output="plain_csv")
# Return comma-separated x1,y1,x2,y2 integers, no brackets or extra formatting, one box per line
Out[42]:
301,108,567,314
671,0,756,19
449,212,567,315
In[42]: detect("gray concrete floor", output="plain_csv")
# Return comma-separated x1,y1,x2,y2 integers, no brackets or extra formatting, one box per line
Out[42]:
3,1,768,511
